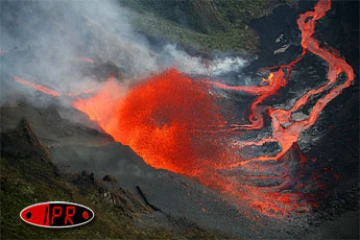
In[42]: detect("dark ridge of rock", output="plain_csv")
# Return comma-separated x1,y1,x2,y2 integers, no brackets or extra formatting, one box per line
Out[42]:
103,174,119,183
0,103,114,146
1,118,60,181
72,170,96,193
2,127,152,219
1,119,223,238
136,185,161,212
1,118,50,161
68,170,151,215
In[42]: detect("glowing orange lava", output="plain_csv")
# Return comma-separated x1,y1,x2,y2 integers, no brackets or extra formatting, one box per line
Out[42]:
207,0,354,167
14,76,62,97
74,69,230,175
72,76,123,133
75,56,95,64
14,0,355,218
13,76,95,98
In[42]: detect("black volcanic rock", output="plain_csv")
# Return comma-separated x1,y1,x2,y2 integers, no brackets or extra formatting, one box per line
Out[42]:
1,118,50,161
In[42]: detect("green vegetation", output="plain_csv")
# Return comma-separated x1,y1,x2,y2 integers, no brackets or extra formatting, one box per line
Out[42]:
0,120,223,239
132,13,258,53
122,0,296,54
214,0,271,25
0,156,193,239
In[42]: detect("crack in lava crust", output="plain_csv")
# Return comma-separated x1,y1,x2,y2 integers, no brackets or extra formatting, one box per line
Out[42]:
13,0,355,218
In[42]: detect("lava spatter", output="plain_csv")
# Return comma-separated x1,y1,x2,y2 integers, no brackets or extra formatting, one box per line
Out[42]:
13,0,354,218
113,69,230,175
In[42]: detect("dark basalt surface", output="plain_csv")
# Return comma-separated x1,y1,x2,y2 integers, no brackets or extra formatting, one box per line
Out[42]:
1,1,359,239
246,1,359,238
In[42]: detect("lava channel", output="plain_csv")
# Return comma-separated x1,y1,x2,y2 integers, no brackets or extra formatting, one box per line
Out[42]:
14,0,355,218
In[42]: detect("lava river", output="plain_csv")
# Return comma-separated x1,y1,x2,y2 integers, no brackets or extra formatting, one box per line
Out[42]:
13,0,355,218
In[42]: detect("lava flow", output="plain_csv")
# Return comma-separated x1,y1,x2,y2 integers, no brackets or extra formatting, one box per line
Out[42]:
14,0,354,218
206,0,354,166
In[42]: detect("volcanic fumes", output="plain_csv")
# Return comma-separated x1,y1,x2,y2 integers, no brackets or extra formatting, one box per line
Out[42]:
75,69,230,175
13,0,355,218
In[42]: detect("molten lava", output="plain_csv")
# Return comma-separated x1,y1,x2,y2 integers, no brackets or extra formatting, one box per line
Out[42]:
206,0,354,167
14,0,355,217
14,76,62,97
74,69,230,175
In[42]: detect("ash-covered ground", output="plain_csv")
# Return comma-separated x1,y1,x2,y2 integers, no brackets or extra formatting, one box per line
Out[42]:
1,0,359,239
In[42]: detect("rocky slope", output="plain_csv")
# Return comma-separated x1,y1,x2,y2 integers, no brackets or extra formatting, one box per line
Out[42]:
0,116,228,239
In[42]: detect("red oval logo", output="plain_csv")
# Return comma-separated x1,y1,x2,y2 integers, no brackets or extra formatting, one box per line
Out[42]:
20,201,95,228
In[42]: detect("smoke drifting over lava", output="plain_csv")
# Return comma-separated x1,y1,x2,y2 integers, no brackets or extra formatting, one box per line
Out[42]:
1,0,357,220
0,0,247,108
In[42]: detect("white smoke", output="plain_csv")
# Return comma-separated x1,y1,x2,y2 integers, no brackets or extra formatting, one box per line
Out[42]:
161,44,247,76
0,0,248,107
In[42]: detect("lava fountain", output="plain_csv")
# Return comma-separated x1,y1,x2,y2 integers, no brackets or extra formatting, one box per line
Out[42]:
14,0,355,217
74,69,232,176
